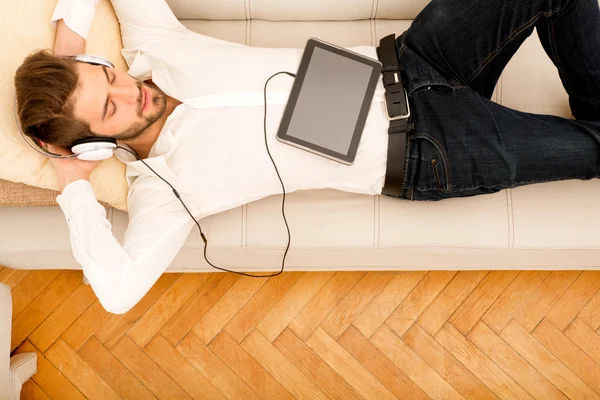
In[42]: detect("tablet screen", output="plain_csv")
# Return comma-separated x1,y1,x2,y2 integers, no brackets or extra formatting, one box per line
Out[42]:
285,46,375,155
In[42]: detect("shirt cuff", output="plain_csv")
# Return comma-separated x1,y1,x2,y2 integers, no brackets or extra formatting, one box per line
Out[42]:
50,0,100,41
56,179,99,220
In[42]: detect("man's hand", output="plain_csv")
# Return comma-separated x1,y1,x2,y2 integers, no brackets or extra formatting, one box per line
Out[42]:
45,142,103,192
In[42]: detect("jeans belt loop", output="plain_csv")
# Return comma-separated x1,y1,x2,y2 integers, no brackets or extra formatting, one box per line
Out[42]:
376,33,413,198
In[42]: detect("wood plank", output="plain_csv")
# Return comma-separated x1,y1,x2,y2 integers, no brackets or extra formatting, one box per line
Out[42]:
273,328,362,400
224,272,302,343
418,271,488,336
352,271,426,339
94,273,180,348
513,271,581,332
467,321,567,399
338,326,432,399
45,339,121,400
10,270,61,319
160,273,239,346
403,323,498,400
0,268,30,290
305,327,396,400
545,271,600,331
371,324,465,400
482,271,550,333
110,335,192,400
13,341,86,400
62,300,112,351
209,331,293,399
176,332,261,400
128,273,210,348
289,271,365,340
564,318,600,365
385,271,457,337
434,323,533,400
241,330,329,400
11,270,82,352
145,334,227,400
531,319,600,394
500,320,599,400
192,275,267,344
578,285,600,331
256,271,334,342
77,336,156,400
449,271,519,335
29,283,97,353
320,271,395,339
21,380,52,400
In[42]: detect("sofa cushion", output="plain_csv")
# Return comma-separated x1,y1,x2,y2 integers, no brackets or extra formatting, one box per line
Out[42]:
1,0,129,210
0,0,577,212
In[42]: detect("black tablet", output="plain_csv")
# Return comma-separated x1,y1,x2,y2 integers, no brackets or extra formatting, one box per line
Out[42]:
276,38,382,165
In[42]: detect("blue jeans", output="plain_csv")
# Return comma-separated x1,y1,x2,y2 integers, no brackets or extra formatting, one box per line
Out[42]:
394,0,600,201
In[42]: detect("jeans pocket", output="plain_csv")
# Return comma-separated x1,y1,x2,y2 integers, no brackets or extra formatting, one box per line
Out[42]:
409,81,461,97
411,133,452,192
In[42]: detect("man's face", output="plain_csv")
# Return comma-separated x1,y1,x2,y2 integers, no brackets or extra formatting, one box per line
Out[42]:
71,62,167,142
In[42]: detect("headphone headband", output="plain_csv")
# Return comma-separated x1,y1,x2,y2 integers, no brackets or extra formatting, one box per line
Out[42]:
62,54,115,69
14,54,117,160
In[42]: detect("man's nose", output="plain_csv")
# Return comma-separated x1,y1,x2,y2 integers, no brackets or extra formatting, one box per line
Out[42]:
110,84,140,105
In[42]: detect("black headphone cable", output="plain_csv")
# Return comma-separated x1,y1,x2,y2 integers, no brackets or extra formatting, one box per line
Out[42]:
117,71,296,278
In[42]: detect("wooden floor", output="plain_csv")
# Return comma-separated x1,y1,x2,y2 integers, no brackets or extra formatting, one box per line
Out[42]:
3,267,600,399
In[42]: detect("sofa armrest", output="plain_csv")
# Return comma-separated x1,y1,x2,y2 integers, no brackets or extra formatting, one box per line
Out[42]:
0,283,12,400
9,353,37,400
0,283,37,400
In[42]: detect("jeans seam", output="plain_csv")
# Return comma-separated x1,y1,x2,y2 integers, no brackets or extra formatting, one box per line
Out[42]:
401,133,412,193
466,10,555,85
397,41,407,61
450,175,593,192
432,161,443,191
549,17,574,95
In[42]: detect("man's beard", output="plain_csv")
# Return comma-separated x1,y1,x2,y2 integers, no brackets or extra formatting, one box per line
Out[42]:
110,80,167,142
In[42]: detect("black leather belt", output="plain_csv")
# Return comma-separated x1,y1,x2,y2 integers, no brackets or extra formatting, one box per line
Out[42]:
376,34,414,198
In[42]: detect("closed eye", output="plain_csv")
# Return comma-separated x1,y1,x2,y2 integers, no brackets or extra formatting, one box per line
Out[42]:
110,72,116,116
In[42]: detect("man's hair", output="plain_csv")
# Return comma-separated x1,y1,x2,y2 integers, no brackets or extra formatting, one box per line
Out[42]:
14,49,95,148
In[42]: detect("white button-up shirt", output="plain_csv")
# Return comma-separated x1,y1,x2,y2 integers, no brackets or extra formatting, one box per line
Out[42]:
53,0,390,313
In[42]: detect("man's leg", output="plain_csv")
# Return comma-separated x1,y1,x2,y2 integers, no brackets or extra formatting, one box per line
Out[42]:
401,87,600,201
402,0,600,119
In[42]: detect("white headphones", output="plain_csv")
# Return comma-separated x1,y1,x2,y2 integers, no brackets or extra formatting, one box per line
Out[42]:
14,54,119,161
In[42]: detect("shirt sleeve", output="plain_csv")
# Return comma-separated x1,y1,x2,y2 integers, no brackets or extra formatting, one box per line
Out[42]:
50,0,189,47
108,0,190,48
56,179,195,314
50,0,100,41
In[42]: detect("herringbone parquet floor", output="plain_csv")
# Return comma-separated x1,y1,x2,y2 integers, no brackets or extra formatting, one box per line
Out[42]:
3,267,600,399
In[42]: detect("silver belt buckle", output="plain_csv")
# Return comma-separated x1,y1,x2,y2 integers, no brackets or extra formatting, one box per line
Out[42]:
384,72,411,121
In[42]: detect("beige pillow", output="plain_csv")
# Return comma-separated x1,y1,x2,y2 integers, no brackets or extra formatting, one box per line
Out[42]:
1,0,129,211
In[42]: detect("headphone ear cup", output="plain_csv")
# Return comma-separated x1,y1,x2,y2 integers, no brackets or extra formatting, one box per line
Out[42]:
71,138,117,161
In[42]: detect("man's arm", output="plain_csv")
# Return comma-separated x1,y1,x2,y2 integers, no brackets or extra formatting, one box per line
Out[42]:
57,178,196,314
51,0,99,48
51,0,189,53
54,20,86,56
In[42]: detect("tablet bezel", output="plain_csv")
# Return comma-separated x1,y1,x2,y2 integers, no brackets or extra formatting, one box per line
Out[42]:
276,37,382,165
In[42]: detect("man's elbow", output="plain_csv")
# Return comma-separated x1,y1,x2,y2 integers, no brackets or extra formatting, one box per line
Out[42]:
97,295,137,315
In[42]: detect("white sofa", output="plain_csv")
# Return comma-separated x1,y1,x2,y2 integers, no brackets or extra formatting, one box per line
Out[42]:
0,283,37,400
1,0,599,274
